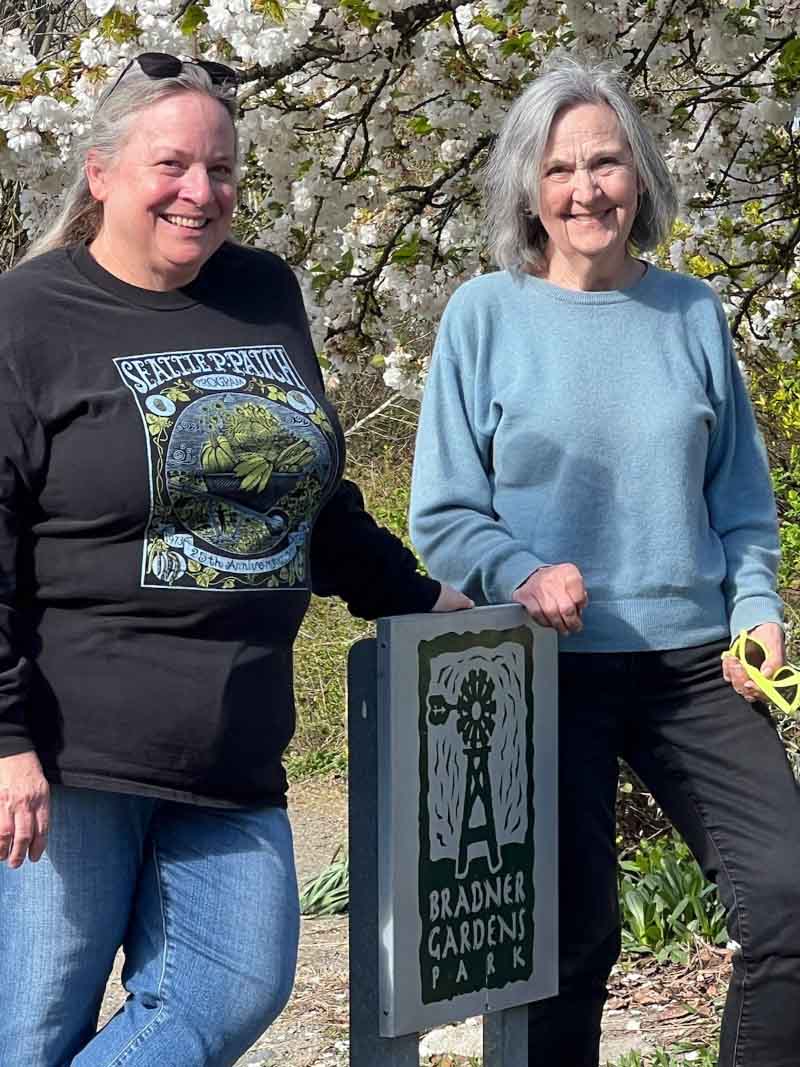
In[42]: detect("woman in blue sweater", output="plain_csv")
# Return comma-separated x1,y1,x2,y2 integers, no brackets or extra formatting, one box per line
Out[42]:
410,54,800,1067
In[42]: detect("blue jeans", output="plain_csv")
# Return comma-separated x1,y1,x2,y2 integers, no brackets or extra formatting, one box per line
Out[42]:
0,785,300,1067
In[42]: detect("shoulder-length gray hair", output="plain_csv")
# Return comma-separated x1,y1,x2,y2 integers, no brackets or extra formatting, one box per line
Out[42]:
20,61,238,264
484,53,677,274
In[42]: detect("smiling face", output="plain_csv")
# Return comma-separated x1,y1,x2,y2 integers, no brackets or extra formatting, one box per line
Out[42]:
537,101,640,283
86,91,237,291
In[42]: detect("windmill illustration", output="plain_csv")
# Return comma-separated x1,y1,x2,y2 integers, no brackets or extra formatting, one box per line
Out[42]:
428,667,501,878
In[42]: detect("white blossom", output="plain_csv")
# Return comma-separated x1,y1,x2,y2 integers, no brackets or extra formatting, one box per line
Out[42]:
0,0,794,394
85,0,117,14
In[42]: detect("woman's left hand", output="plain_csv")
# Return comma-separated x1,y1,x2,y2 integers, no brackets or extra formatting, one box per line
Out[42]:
432,583,474,612
722,621,785,703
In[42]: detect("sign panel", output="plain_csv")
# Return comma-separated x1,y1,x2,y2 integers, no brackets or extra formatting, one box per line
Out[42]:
375,604,558,1037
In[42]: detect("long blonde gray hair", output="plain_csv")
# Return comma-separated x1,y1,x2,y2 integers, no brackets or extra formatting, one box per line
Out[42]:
21,61,238,264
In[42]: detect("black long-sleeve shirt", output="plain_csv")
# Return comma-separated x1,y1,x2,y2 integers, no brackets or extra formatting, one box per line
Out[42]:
0,241,438,806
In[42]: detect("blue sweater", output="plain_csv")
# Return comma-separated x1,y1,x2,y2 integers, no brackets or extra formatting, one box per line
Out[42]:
410,265,783,652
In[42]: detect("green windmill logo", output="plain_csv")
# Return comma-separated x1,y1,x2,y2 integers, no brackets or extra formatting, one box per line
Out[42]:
428,667,501,878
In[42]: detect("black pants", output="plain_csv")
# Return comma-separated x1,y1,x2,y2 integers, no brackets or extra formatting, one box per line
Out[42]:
528,639,800,1067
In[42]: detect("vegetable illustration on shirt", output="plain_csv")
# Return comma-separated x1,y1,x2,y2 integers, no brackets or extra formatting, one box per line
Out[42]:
200,402,315,495
115,348,338,592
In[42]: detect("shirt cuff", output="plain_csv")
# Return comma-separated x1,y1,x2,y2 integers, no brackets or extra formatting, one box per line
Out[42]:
729,595,784,639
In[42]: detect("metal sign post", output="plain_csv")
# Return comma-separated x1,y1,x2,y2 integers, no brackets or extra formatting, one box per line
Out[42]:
348,605,558,1065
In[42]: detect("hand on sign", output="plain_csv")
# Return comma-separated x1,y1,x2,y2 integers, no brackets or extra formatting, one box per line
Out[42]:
432,583,474,612
0,750,50,869
512,563,588,636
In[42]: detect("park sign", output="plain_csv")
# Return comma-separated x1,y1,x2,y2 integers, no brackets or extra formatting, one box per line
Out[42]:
368,604,558,1038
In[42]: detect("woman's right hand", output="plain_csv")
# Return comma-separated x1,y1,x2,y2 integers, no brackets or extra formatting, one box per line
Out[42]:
512,562,588,635
0,750,50,868
432,583,474,612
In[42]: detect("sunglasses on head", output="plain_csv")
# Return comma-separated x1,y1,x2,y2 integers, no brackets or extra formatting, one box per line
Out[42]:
721,630,800,715
105,52,238,102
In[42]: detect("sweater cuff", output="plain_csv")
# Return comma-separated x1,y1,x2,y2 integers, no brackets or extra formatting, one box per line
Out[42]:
729,595,784,639
490,551,548,605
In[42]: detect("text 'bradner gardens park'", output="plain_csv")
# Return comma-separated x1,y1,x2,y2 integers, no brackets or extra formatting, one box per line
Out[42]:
417,628,536,1004
426,871,531,986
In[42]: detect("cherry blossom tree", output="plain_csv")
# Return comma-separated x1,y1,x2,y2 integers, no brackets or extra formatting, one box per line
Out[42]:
0,0,798,396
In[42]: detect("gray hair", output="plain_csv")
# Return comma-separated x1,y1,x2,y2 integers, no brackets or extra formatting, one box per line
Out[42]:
20,62,238,264
484,53,678,274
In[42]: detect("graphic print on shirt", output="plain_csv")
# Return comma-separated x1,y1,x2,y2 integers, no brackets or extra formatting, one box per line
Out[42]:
114,346,338,591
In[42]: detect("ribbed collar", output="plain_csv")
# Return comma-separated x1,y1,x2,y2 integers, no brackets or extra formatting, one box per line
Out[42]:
519,261,657,305
69,241,222,311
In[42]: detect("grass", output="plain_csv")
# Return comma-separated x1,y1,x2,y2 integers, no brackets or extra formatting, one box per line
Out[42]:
287,451,414,780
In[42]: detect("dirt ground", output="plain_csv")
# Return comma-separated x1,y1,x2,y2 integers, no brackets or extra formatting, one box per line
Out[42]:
100,776,722,1066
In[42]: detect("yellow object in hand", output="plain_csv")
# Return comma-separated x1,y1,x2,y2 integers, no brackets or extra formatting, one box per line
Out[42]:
722,630,800,715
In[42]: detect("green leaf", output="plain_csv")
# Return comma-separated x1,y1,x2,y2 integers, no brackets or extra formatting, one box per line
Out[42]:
145,414,170,437
340,0,380,29
500,31,534,57
99,9,139,43
164,387,191,402
390,232,421,264
252,0,286,23
408,115,433,136
474,13,505,33
300,850,349,916
180,3,208,36
778,38,800,79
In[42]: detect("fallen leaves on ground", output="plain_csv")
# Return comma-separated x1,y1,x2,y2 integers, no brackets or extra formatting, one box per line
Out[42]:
605,942,730,1043
422,1058,478,1067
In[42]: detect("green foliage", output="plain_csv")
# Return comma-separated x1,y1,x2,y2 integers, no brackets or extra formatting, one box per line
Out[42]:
774,461,800,595
287,590,369,775
408,116,433,136
751,361,800,601
284,747,348,781
610,1044,718,1067
297,809,727,978
340,0,381,30
776,38,800,96
99,9,139,43
288,452,413,777
390,232,422,265
251,0,286,22
179,3,209,36
619,835,726,963
299,847,349,916
310,249,356,295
